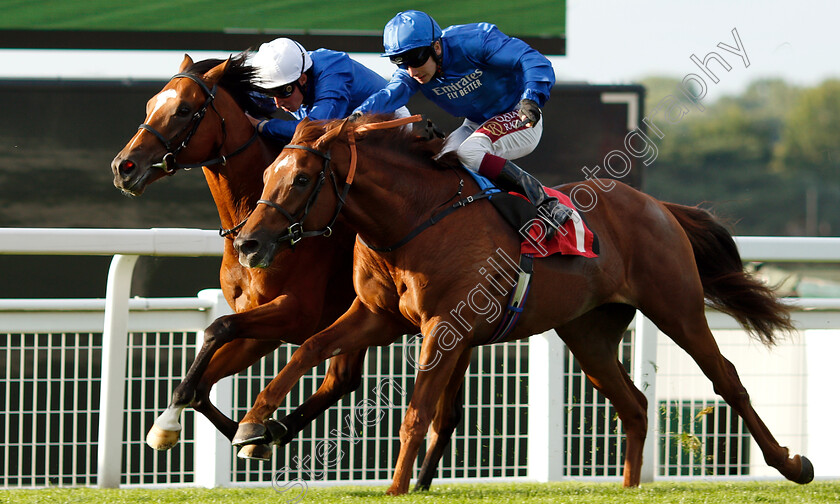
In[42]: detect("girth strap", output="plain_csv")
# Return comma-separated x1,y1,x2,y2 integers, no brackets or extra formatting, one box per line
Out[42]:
486,253,535,345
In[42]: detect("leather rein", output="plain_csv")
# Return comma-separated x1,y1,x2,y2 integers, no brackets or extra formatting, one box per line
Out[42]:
256,115,423,247
256,114,493,252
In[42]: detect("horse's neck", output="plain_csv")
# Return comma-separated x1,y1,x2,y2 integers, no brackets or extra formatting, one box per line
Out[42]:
346,148,466,247
203,120,277,230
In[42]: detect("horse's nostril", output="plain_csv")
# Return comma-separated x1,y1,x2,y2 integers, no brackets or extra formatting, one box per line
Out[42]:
236,238,260,256
120,160,136,175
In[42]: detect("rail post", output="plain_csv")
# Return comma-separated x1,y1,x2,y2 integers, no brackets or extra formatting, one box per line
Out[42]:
193,289,235,487
97,254,139,488
527,329,566,481
633,312,659,483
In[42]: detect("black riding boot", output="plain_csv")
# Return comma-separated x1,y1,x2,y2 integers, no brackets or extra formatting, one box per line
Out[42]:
495,160,573,240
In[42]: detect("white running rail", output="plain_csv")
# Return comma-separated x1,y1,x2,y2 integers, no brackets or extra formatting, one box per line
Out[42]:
1,229,839,488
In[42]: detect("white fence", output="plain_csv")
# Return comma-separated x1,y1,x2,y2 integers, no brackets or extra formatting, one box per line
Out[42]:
0,228,838,488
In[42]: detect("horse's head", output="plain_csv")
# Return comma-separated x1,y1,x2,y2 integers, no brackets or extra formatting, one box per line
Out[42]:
234,118,352,268
111,55,237,196
234,115,435,268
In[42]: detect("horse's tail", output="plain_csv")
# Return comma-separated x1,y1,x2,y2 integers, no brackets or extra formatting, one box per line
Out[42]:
664,202,794,346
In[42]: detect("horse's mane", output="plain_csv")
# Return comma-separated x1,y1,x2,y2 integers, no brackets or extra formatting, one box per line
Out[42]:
184,57,459,169
185,53,275,118
293,114,461,171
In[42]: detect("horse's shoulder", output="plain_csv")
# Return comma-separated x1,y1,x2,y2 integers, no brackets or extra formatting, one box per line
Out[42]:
352,246,401,303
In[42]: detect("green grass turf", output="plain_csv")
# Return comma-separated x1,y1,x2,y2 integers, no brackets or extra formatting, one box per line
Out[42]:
3,481,840,504
0,0,564,37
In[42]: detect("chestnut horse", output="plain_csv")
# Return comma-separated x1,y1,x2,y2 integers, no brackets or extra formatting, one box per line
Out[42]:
110,54,366,461
231,115,813,494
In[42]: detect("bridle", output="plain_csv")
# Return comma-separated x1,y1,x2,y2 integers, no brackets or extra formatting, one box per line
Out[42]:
137,71,261,238
137,72,258,175
256,115,422,247
257,144,344,247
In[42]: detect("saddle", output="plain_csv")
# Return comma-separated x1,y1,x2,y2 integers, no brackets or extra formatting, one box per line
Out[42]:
464,170,599,259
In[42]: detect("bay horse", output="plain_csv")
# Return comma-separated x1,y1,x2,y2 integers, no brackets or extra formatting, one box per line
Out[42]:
231,115,813,494
110,54,367,462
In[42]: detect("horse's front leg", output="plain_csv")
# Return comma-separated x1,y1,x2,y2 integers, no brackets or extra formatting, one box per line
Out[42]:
387,319,472,496
147,295,307,450
414,348,472,491
237,349,369,461
232,298,405,446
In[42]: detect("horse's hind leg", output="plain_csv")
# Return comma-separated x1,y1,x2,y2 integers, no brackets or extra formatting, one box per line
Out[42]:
642,300,813,484
414,348,472,491
557,304,647,487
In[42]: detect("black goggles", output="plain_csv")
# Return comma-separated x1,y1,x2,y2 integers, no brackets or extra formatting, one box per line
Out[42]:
390,46,433,69
270,81,300,99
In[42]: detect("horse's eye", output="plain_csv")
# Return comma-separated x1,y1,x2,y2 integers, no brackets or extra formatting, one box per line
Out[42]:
294,173,310,187
175,105,192,117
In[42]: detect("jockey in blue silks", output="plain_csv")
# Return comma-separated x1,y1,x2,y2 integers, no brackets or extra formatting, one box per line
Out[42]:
248,38,409,143
351,10,573,238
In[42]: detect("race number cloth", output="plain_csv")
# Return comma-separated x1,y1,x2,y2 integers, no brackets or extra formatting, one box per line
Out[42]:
464,169,598,259
516,187,598,259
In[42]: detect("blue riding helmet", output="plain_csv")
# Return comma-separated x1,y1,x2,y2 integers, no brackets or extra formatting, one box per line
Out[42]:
382,10,443,56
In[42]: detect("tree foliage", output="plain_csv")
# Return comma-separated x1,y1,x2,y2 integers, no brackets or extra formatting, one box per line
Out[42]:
775,79,840,181
641,77,840,236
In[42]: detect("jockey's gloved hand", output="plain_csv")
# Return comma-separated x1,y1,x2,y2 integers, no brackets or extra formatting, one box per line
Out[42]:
347,111,363,122
518,99,541,127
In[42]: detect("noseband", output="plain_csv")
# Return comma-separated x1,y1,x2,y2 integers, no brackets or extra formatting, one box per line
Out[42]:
138,72,258,174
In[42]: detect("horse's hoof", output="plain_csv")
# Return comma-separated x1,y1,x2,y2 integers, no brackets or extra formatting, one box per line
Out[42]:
796,455,814,484
146,424,180,451
232,422,269,446
385,485,406,496
265,419,289,445
237,443,272,461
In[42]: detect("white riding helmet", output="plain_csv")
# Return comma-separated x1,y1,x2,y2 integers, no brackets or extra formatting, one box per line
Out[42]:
251,38,313,88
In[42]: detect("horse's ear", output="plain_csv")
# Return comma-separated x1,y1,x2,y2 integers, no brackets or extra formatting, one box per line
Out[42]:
179,54,194,73
203,57,230,86
315,118,353,150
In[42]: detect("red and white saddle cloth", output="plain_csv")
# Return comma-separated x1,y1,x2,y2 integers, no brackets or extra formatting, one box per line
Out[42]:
515,187,598,258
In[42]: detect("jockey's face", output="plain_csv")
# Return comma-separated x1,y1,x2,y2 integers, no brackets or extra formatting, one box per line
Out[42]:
405,41,441,85
273,74,307,113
